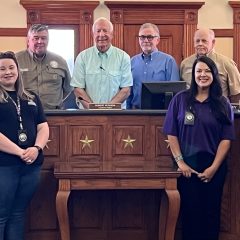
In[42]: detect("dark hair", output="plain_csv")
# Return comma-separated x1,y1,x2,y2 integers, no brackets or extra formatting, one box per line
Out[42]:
0,51,19,68
187,55,231,124
0,51,34,102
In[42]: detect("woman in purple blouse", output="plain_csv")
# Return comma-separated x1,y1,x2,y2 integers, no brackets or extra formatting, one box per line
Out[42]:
163,56,235,240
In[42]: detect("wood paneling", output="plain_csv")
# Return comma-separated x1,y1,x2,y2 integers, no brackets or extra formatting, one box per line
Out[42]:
124,24,183,65
0,28,27,36
19,0,99,52
105,1,204,60
229,1,240,68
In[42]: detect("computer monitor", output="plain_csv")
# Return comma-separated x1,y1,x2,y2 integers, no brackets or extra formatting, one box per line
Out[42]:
141,81,187,109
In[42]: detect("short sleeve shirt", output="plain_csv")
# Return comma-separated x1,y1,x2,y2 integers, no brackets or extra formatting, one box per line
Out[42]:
16,50,73,110
180,51,240,98
71,45,133,109
0,92,47,166
163,91,235,157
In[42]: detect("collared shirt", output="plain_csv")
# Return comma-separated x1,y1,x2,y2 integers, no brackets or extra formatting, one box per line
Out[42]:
180,50,240,98
71,45,133,109
127,50,180,109
163,91,235,158
16,50,73,110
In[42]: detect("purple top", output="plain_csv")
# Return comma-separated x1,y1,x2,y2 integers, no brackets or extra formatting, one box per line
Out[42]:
163,90,235,157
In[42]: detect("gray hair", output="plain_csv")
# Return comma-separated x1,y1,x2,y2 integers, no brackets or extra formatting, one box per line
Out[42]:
139,23,160,37
92,17,113,33
27,24,49,37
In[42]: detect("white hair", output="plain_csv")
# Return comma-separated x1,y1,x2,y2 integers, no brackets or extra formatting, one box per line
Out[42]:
92,17,113,33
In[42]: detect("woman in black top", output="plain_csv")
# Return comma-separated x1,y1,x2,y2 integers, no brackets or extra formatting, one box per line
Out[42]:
0,51,49,240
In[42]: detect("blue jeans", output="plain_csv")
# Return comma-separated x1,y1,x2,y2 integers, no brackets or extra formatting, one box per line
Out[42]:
0,164,41,240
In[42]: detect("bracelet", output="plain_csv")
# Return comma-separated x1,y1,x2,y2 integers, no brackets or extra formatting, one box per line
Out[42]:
33,145,43,153
174,155,183,163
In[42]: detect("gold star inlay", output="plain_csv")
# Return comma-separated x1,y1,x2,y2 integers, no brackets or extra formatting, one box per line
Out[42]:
80,135,94,149
164,139,170,148
122,135,136,149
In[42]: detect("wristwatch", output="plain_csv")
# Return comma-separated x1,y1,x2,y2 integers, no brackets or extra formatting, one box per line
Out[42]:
33,145,43,153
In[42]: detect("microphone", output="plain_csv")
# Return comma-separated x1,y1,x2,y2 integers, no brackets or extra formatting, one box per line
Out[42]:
100,66,105,71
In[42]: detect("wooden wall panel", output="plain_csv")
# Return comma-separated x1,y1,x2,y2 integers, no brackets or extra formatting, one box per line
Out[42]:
106,1,204,61
19,0,99,52
229,1,240,68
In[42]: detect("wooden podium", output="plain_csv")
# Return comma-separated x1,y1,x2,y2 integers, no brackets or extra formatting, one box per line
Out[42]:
24,110,240,240
51,109,180,240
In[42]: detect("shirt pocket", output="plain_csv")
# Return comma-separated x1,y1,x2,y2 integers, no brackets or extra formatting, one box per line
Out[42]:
46,67,64,81
151,69,167,81
45,67,64,88
108,70,121,90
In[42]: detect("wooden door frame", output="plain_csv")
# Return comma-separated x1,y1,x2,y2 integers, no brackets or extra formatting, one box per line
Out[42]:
104,1,205,60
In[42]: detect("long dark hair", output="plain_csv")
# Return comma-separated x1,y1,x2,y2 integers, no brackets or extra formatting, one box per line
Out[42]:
187,55,232,124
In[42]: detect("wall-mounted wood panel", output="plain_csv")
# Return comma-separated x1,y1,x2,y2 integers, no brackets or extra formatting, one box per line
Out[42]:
105,1,205,61
229,1,240,69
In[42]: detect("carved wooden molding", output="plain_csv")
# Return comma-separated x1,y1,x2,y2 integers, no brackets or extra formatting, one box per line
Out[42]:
183,25,197,59
20,0,99,51
105,1,204,57
185,10,198,24
111,10,123,24
229,1,240,23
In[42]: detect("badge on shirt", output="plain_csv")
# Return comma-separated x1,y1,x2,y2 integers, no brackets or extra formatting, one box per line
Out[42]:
49,61,59,68
184,111,195,125
20,68,29,72
18,129,28,146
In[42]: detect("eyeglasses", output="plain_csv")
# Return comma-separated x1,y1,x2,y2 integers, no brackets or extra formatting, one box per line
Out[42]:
138,35,159,41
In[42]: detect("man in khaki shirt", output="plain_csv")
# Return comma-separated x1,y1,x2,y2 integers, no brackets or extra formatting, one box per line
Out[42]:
180,28,240,103
16,24,73,110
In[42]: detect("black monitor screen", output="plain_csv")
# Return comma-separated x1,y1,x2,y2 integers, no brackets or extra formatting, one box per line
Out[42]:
141,81,186,109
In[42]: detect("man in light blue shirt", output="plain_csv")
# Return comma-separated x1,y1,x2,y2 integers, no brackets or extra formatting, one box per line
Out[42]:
127,23,180,109
71,17,133,109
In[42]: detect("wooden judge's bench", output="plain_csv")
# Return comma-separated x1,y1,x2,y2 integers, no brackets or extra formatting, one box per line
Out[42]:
25,110,240,240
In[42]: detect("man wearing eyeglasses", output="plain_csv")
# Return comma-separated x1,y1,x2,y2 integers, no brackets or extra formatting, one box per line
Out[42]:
127,23,180,109
16,24,73,110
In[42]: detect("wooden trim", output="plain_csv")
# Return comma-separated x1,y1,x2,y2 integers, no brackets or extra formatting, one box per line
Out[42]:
229,1,240,68
183,25,197,58
20,0,99,11
0,28,27,37
105,1,205,59
19,0,99,53
105,1,205,9
213,29,234,37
